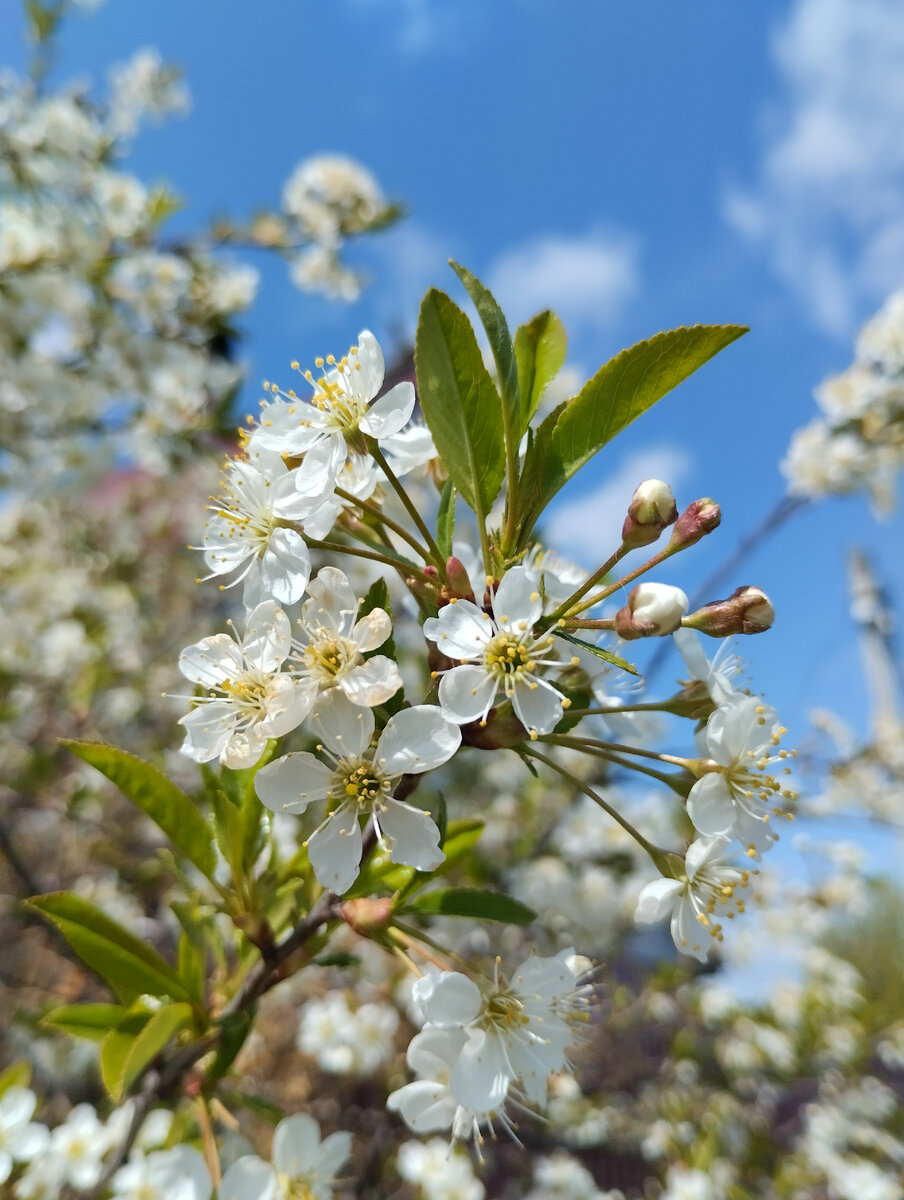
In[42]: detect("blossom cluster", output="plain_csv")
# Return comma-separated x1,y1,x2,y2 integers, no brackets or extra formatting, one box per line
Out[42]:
783,287,904,514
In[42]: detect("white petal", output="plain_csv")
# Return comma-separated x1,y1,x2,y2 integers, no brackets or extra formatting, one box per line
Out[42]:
492,566,542,631
437,666,497,725
242,601,291,671
307,805,362,894
256,528,311,606
423,601,492,660
272,1113,319,1176
406,1026,468,1077
219,1157,278,1200
634,877,683,924
308,691,374,758
386,1081,457,1133
512,676,564,735
296,434,347,496
376,705,461,776
260,676,317,737
303,566,358,637
380,799,444,871
179,635,243,687
671,896,711,961
0,1086,36,1126
314,1131,352,1182
178,703,235,763
450,1030,512,1111
350,330,384,400
687,773,735,836
419,972,483,1026
684,833,733,881
360,381,415,439
351,608,392,653
222,724,268,769
255,752,332,815
381,423,436,475
340,657,402,706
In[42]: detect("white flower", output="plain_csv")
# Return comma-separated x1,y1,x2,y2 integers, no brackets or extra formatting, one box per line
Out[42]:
616,582,688,638
255,695,460,893
412,950,581,1111
219,1113,351,1200
688,695,797,856
634,835,751,962
177,600,314,768
251,332,427,492
289,566,402,708
297,992,399,1075
397,1136,484,1200
0,1087,49,1185
424,566,566,737
200,449,329,609
45,1103,111,1190
672,627,741,706
111,1146,210,1200
387,1027,500,1146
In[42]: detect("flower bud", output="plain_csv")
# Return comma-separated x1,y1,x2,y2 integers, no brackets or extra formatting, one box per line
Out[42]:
669,498,721,549
621,479,678,549
338,897,394,936
614,581,689,639
443,556,476,604
685,585,775,637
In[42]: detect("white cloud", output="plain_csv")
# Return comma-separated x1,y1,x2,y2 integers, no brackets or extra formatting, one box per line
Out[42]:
487,229,640,334
543,446,692,566
725,0,904,335
343,0,481,54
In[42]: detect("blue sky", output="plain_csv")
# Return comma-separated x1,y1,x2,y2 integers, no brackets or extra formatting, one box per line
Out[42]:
7,0,904,749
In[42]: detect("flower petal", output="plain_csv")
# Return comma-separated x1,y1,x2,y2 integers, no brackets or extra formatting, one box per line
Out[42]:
219,1157,278,1200
450,1030,511,1111
178,702,235,763
308,805,362,894
272,1113,319,1177
360,381,415,439
492,566,542,632
423,601,492,660
255,752,332,815
340,656,402,707
687,773,735,836
512,676,564,736
315,1131,352,1182
349,330,384,400
179,635,244,688
375,705,461,776
308,691,375,758
386,1081,457,1133
351,608,392,653
417,972,482,1026
634,877,683,924
380,799,443,871
242,601,291,671
256,528,311,606
437,665,497,725
303,566,358,637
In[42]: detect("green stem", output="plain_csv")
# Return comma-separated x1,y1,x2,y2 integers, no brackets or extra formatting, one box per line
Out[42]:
545,733,690,769
301,533,429,578
334,485,433,562
369,443,446,574
546,546,628,623
524,747,667,863
563,701,672,718
569,542,680,618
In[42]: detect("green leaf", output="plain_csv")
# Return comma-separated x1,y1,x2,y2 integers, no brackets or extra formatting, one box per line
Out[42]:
409,888,536,925
514,310,567,432
436,480,456,560
208,1009,255,1083
116,1003,194,1100
100,1012,150,1101
450,259,520,433
389,818,485,902
517,325,748,542
415,288,506,520
177,932,206,1007
553,629,639,676
41,1003,127,1042
28,893,190,1004
0,1061,32,1098
63,741,216,882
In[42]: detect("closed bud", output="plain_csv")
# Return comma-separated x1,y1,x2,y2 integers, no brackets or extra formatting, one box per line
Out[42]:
339,897,394,936
685,585,775,637
621,479,678,549
669,498,721,549
443,556,476,603
614,581,689,639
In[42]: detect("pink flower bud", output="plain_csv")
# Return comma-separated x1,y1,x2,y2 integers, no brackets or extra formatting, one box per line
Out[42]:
443,556,476,603
669,498,721,548
686,585,775,637
621,479,678,549
614,581,689,639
